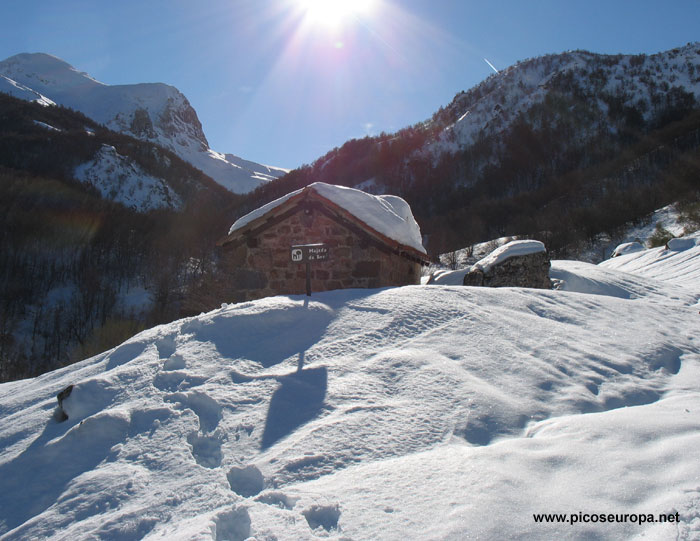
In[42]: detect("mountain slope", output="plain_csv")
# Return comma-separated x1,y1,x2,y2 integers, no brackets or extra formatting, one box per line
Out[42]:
0,92,244,381
0,91,237,211
0,53,287,193
250,43,700,256
428,43,700,161
1,239,698,539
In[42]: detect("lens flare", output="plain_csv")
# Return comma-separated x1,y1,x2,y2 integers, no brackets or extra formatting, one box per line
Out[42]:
298,0,376,27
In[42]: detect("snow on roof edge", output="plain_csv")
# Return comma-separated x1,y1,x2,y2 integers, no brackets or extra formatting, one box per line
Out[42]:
228,182,426,254
228,187,303,235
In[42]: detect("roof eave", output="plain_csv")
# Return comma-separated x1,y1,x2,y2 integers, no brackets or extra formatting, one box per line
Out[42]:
218,185,429,264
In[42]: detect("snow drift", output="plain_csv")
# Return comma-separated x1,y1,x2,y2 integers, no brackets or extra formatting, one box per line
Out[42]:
1,239,699,539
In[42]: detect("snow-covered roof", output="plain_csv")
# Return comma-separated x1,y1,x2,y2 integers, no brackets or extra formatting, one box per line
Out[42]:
473,239,545,273
228,189,300,233
228,182,426,254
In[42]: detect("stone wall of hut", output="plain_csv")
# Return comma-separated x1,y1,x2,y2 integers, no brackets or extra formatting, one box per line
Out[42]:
218,206,422,302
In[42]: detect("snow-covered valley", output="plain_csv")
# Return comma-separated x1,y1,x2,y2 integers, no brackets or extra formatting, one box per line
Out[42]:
1,235,699,539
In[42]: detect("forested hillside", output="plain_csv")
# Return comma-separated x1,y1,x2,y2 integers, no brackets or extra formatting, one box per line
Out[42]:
244,44,700,257
0,94,240,381
3,44,700,381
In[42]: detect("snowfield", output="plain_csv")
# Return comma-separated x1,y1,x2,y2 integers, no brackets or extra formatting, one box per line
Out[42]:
74,145,183,211
1,240,699,539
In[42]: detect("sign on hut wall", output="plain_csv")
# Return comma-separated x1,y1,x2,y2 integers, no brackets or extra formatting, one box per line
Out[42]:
217,183,430,303
290,244,330,263
291,243,330,296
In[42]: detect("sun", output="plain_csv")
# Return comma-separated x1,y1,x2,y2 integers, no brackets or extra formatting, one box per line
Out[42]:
297,0,376,27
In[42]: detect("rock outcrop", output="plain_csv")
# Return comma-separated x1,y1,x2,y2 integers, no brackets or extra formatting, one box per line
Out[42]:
463,240,551,289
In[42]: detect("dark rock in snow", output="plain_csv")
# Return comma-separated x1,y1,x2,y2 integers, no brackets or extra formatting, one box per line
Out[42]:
464,249,551,289
54,384,74,422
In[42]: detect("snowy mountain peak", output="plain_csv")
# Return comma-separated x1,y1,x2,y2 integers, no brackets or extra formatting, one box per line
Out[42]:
432,43,700,157
0,53,286,193
0,53,209,154
0,52,104,92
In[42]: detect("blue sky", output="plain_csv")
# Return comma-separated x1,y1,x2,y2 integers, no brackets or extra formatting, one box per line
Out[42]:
1,0,699,169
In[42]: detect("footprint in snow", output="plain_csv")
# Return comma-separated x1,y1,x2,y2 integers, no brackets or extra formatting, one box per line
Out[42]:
227,465,264,497
213,506,251,541
647,344,682,374
187,431,224,469
155,334,177,359
153,371,207,392
302,503,341,532
164,391,222,432
162,353,186,371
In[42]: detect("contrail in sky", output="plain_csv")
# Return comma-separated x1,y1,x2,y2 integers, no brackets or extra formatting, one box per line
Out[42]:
483,58,499,73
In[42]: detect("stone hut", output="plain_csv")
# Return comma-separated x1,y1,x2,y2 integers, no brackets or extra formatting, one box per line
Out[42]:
217,182,429,302
463,240,552,289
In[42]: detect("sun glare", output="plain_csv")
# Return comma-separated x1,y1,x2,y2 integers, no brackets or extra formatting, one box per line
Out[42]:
298,0,376,27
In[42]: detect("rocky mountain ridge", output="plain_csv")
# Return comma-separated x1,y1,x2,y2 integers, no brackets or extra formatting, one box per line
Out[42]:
252,43,700,257
428,42,700,165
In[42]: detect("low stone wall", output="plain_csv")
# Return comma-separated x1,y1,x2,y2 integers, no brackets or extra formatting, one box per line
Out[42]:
219,206,422,302
463,251,552,289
